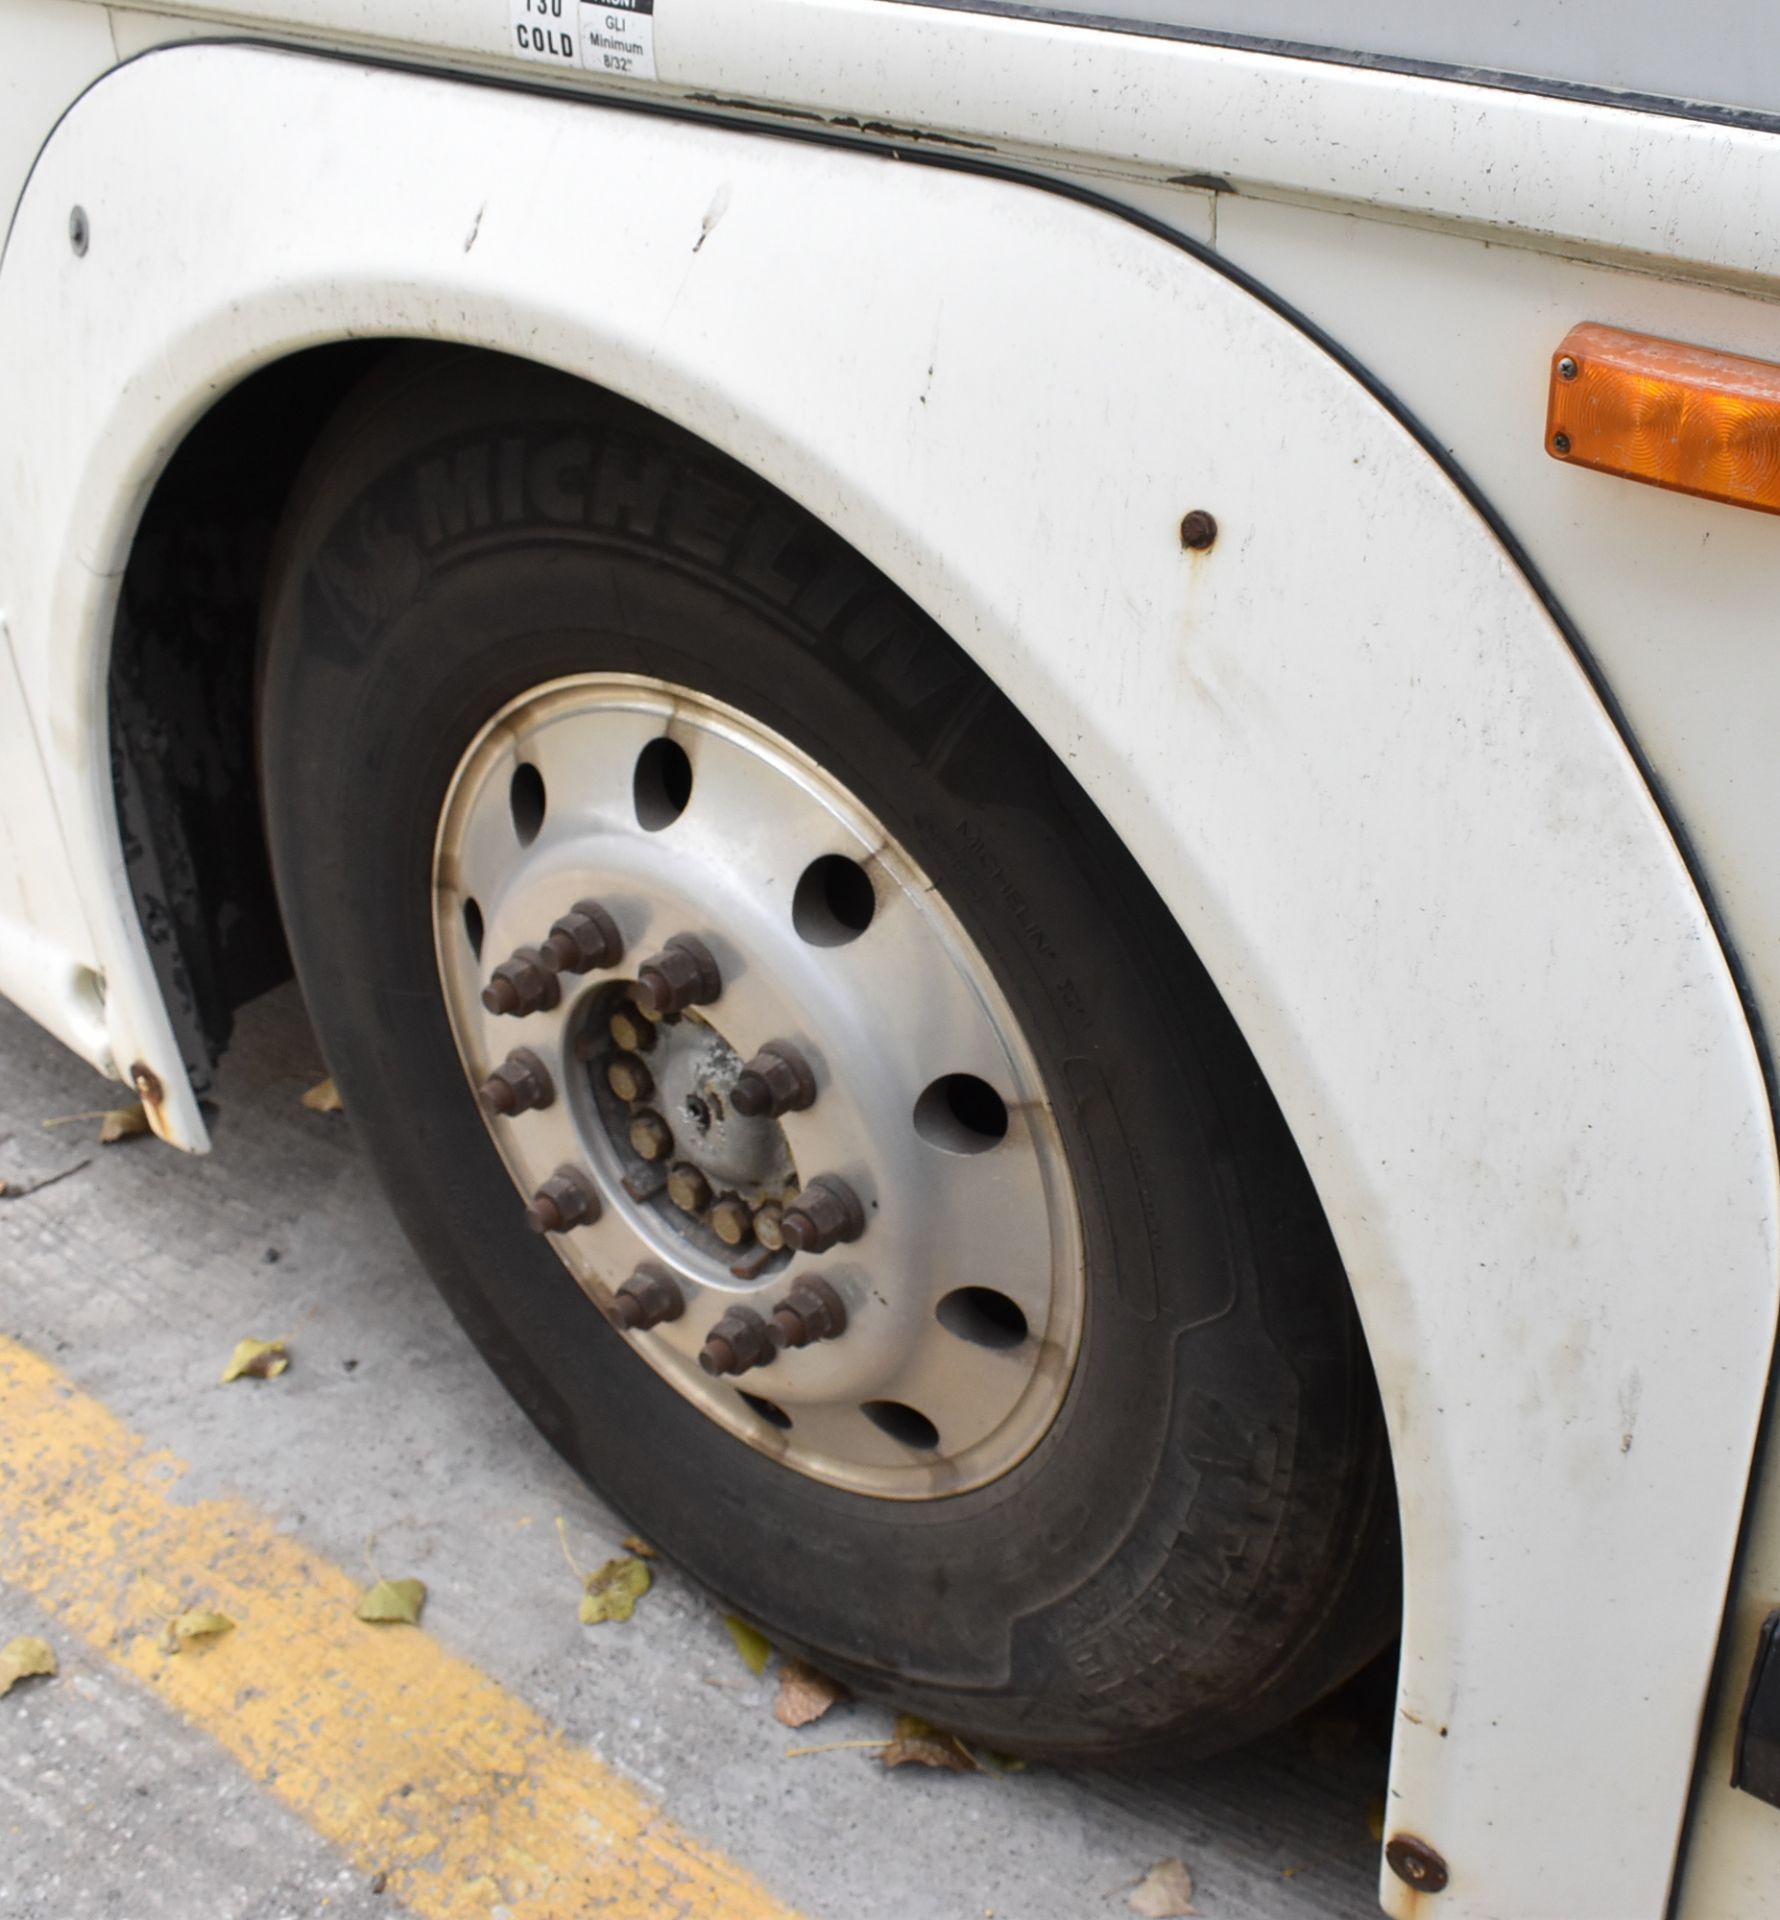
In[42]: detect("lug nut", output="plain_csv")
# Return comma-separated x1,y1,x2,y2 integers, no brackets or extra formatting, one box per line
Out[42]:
753,1201,787,1251
780,1175,865,1255
607,1269,685,1332
606,1052,653,1102
477,1047,554,1117
608,1003,657,1053
524,1164,601,1234
481,945,561,1017
629,1110,674,1161
709,1194,754,1247
731,1042,817,1119
667,1163,713,1215
769,1277,847,1349
634,934,721,1016
542,899,624,974
699,1306,776,1377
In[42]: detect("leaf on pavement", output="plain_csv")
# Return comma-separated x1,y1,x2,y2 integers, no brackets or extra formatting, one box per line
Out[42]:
0,1636,58,1696
169,1610,236,1650
357,1578,426,1625
723,1615,772,1675
879,1713,978,1773
302,1078,344,1114
1128,1859,1198,1917
579,1556,652,1625
774,1659,849,1729
220,1338,289,1383
621,1535,658,1560
99,1103,151,1145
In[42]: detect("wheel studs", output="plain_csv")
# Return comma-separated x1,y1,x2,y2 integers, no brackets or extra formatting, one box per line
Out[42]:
731,1042,816,1120
606,1052,653,1102
667,1164,712,1215
699,1306,776,1376
634,935,721,1016
608,1002,656,1053
481,946,561,1018
780,1176,865,1255
477,1047,554,1116
524,1165,601,1234
607,1269,685,1332
542,899,624,974
753,1202,787,1251
709,1194,754,1247
769,1277,847,1350
629,1111,674,1161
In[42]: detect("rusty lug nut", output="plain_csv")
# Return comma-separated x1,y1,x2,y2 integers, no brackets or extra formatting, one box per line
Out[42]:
709,1194,754,1247
730,1042,817,1120
1384,1836,1449,1895
608,1002,657,1053
769,1276,848,1350
698,1307,776,1377
606,1052,653,1103
752,1202,787,1251
542,899,624,975
607,1268,685,1333
634,934,721,1017
481,945,562,1017
1179,508,1218,552
780,1175,865,1255
477,1047,554,1117
629,1110,673,1162
524,1164,601,1234
667,1163,713,1215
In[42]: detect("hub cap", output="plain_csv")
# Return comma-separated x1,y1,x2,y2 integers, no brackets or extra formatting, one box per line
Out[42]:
433,675,1083,1498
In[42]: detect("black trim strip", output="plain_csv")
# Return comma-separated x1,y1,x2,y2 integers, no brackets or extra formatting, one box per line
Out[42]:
882,0,1780,137
95,41,1780,1912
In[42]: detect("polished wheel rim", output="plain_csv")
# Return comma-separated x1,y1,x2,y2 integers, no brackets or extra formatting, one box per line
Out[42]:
432,674,1083,1498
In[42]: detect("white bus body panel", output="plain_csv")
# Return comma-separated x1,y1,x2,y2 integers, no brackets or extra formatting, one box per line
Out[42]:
0,47,1774,1917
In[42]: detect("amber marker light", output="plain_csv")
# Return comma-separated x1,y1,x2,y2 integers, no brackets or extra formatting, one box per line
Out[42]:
1545,322,1780,517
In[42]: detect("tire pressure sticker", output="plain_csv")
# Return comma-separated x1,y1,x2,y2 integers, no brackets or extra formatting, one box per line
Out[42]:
509,0,657,79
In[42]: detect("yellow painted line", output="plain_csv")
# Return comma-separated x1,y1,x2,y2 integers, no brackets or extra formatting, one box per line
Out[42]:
0,1336,800,1920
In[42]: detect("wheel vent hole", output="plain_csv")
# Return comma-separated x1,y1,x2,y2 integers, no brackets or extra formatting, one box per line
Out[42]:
861,1400,940,1451
913,1075,1009,1154
936,1287,1029,1351
462,896,485,958
793,854,876,947
739,1391,792,1431
634,737,693,831
509,762,547,846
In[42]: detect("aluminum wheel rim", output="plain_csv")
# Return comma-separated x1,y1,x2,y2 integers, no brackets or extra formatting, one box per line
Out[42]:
433,674,1084,1498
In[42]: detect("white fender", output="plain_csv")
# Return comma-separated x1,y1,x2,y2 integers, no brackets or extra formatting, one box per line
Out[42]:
0,47,1772,1918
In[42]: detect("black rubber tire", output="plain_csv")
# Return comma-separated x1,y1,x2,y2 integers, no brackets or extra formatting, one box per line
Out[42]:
258,346,1398,1760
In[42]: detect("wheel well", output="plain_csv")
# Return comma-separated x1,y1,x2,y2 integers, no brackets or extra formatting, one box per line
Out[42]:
110,341,392,1087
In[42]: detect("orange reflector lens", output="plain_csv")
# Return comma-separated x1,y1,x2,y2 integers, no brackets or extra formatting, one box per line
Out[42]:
1546,323,1780,516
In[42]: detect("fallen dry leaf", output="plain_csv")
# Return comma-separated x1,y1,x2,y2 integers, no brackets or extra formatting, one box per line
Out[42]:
980,1749,1028,1774
99,1103,151,1145
302,1077,344,1114
168,1610,236,1650
0,1636,57,1696
357,1578,426,1625
579,1556,652,1625
880,1713,978,1773
774,1659,849,1729
1128,1859,1197,1918
220,1338,289,1384
621,1535,658,1560
723,1615,772,1675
